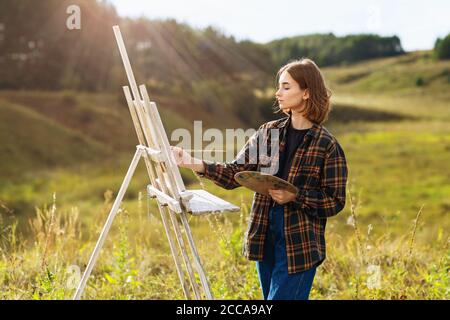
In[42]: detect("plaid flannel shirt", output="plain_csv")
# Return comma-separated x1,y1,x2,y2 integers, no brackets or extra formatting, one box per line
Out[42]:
199,115,348,273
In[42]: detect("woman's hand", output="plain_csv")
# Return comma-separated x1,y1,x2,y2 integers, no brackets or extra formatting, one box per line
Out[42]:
268,189,297,205
170,146,192,168
170,146,205,173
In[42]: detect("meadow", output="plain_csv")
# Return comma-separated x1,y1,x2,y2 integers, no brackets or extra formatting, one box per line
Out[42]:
0,51,448,299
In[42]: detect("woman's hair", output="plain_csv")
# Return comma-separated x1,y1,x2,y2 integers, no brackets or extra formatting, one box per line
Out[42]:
274,58,332,124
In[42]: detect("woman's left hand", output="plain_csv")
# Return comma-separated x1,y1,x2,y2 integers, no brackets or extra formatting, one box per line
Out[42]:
268,189,297,205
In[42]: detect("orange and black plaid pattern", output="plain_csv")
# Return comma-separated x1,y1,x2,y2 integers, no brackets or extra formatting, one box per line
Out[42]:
199,115,348,274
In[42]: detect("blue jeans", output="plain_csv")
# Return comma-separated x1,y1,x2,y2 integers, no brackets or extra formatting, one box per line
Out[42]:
256,203,317,300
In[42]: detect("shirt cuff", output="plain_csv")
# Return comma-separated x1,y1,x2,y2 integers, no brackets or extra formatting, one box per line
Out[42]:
290,188,309,209
196,160,215,178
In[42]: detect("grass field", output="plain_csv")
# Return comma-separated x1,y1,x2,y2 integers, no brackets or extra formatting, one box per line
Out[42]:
0,51,449,299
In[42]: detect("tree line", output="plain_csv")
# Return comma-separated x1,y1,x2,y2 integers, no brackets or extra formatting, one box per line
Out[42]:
1,0,447,94
266,33,404,68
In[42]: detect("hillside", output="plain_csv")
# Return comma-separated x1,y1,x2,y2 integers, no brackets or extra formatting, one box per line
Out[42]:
0,98,111,179
323,50,450,123
324,51,450,96
1,50,448,181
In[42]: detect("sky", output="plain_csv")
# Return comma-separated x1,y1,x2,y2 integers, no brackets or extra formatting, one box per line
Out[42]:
108,0,449,52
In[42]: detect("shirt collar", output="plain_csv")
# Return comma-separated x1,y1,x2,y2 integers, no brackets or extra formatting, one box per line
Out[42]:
275,114,321,139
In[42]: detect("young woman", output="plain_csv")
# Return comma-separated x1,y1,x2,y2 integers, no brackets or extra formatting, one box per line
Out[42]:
171,58,348,300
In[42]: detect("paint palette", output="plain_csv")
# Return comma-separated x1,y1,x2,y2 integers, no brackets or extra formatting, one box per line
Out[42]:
234,171,298,196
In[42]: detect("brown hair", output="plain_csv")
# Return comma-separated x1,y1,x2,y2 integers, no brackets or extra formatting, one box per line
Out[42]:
274,58,332,124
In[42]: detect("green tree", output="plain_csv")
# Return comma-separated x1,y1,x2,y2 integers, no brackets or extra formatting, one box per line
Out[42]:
267,33,404,67
434,34,450,60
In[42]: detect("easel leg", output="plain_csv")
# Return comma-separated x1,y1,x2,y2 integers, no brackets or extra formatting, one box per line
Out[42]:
180,214,214,299
165,207,202,299
73,149,143,300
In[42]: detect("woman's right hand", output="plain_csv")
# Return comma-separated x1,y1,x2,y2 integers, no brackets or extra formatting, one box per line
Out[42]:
170,146,192,168
170,146,206,173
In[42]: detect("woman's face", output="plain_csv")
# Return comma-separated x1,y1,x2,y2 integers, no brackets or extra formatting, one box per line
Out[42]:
275,70,308,112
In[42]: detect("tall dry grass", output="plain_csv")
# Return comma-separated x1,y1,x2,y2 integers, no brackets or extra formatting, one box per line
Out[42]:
0,177,448,300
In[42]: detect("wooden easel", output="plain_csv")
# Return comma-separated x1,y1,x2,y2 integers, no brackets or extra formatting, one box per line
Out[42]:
73,25,239,300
